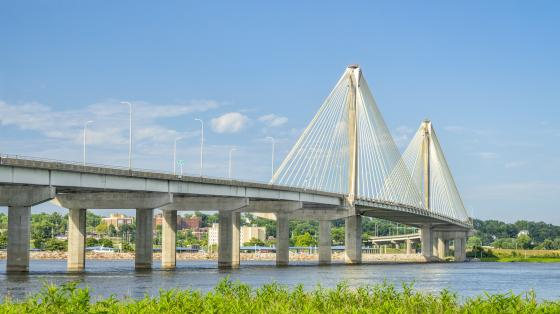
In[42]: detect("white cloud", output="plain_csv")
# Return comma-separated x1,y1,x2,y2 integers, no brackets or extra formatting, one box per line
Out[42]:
504,161,527,169
211,112,249,133
471,152,498,160
393,125,415,148
258,114,288,127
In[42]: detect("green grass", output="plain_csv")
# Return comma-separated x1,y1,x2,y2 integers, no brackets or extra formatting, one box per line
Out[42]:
1,280,559,313
481,257,560,263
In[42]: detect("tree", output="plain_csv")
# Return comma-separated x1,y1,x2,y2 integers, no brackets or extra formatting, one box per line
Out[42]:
467,236,483,249
331,227,344,245
294,232,316,247
107,224,117,237
96,223,108,235
516,234,532,250
99,238,114,248
0,231,7,249
86,238,99,247
44,238,67,251
244,238,265,246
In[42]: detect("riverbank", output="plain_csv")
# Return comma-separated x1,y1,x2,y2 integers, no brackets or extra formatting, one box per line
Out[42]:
0,251,430,263
1,279,558,313
477,248,560,263
481,257,560,263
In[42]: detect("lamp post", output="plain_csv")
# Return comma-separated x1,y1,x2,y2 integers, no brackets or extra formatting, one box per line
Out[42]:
83,120,93,166
120,101,133,169
195,118,204,176
266,136,275,181
173,137,183,175
228,147,236,179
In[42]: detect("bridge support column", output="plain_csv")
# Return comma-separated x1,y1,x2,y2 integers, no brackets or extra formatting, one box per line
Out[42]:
218,211,240,269
437,236,446,259
7,206,31,272
420,225,433,259
318,220,331,265
276,212,290,266
345,215,362,264
444,240,451,257
454,234,466,262
406,239,413,255
68,208,86,272
135,208,153,269
432,232,440,258
162,210,177,269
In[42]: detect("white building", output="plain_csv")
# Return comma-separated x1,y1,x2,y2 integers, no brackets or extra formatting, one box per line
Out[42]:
207,224,266,246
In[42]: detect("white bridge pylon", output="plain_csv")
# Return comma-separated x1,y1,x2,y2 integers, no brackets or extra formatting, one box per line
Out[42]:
272,65,470,224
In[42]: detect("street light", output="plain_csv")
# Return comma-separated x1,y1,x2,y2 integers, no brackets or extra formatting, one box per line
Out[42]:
120,101,133,169
83,120,93,166
266,136,275,181
195,118,204,176
173,137,184,175
228,147,237,179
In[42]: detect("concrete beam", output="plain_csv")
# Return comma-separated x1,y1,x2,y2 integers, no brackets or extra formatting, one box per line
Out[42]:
54,192,172,209
7,206,31,272
161,196,248,211
243,200,302,213
135,209,153,269
68,208,86,272
276,212,290,266
162,210,177,269
0,185,55,206
406,239,413,254
318,220,331,265
345,215,362,264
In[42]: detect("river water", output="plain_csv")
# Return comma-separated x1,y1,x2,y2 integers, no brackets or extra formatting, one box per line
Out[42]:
1,260,559,301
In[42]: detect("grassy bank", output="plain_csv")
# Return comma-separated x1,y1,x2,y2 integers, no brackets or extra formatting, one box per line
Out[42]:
477,248,560,263
481,257,560,263
1,280,559,313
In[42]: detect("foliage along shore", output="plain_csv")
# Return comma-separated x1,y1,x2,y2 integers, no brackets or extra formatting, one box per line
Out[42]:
1,280,559,313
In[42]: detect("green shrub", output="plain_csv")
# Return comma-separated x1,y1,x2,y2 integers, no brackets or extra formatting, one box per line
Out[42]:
1,279,558,313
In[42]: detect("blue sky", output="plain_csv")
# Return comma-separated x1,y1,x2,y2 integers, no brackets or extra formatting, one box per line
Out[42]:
1,1,559,223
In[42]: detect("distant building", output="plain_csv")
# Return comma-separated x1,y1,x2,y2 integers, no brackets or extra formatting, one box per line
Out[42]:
102,214,133,230
184,215,201,230
241,226,266,245
207,223,266,246
208,223,219,246
154,213,192,230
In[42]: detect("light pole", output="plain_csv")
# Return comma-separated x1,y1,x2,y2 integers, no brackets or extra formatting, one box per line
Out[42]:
195,118,204,176
173,137,183,175
266,136,275,181
120,101,133,169
228,147,236,179
83,120,93,166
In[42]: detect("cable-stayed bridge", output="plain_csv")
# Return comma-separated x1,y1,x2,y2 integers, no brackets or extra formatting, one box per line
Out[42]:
0,65,472,272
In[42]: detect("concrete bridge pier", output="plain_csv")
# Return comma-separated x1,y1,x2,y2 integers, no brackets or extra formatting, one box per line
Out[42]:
318,220,331,265
1,186,56,272
345,215,362,264
454,233,467,262
7,206,31,272
432,231,440,258
68,208,87,272
420,225,433,259
437,235,446,259
444,240,451,257
218,210,240,269
135,208,154,269
161,210,177,269
276,212,290,266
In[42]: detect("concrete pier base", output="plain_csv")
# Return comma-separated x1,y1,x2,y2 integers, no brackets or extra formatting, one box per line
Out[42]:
135,208,153,269
420,225,432,258
162,210,177,269
276,212,290,266
218,211,240,269
7,206,31,272
67,208,86,272
318,220,331,265
432,231,439,257
345,215,362,264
